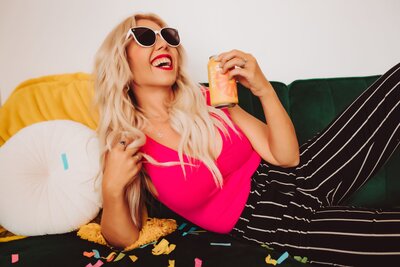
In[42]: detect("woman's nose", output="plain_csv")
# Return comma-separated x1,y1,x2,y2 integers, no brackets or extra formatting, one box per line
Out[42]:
154,33,168,50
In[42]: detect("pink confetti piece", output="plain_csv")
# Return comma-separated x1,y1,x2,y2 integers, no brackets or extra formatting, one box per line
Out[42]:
194,257,202,267
11,254,19,263
86,259,104,267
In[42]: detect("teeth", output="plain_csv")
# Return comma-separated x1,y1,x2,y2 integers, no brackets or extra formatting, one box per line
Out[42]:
152,57,171,67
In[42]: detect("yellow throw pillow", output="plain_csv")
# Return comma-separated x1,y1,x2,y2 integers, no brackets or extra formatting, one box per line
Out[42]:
0,72,98,146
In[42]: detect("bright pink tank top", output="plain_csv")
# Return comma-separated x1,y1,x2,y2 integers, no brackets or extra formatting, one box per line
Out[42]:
141,110,261,233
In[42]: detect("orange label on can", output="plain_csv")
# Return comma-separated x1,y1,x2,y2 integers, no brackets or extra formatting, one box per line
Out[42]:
207,56,238,108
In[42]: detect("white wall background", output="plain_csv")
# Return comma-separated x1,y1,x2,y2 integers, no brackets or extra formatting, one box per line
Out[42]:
1,0,399,104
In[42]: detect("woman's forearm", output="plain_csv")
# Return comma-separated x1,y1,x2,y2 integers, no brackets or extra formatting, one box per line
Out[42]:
101,186,140,249
259,83,300,167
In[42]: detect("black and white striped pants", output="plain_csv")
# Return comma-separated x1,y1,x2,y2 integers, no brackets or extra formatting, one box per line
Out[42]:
230,63,400,267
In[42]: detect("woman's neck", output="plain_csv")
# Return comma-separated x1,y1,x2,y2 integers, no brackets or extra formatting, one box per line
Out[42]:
133,84,173,119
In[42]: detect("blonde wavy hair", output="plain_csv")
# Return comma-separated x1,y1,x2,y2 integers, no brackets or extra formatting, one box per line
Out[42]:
93,13,237,229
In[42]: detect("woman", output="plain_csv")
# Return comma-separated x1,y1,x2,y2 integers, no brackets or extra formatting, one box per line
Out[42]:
94,13,400,266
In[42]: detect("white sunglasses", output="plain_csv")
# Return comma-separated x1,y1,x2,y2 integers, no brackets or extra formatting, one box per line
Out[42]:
125,26,180,47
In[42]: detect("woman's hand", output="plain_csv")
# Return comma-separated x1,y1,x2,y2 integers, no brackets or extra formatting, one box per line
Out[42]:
102,138,143,195
216,50,272,97
218,50,300,167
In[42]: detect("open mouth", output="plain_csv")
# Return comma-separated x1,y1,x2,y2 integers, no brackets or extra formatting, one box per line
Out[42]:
151,54,173,70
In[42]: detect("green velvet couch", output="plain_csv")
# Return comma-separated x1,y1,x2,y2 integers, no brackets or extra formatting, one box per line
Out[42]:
1,74,398,267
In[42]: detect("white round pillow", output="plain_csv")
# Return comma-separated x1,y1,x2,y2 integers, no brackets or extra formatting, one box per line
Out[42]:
0,120,102,236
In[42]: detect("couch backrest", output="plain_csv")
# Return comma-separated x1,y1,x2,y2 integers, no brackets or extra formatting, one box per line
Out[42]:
288,76,380,145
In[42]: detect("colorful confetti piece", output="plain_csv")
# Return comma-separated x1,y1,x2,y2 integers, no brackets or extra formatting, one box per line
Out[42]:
276,251,289,264
103,251,117,262
139,241,157,248
61,153,69,170
152,239,176,255
194,257,202,267
182,226,197,236
83,251,95,258
85,259,103,267
294,256,308,263
114,252,125,262
178,222,187,230
11,254,19,264
210,242,231,246
129,255,138,262
265,254,277,266
92,249,100,259
261,243,275,250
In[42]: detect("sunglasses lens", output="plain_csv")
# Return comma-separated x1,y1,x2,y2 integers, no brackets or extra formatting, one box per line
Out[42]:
161,28,180,46
133,27,156,47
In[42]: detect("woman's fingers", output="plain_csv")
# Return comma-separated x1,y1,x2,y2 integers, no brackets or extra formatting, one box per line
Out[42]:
125,144,140,156
132,153,143,163
113,135,134,150
217,49,249,65
220,57,248,74
227,67,250,81
216,49,272,96
129,160,142,177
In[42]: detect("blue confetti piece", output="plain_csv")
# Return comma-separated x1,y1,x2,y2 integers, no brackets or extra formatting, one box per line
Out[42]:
61,153,69,170
178,222,187,230
188,226,197,232
276,251,289,264
92,249,100,259
139,241,156,248
182,226,197,236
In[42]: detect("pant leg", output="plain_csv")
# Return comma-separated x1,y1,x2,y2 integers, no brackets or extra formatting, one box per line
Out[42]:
231,162,400,267
295,62,400,206
291,205,400,266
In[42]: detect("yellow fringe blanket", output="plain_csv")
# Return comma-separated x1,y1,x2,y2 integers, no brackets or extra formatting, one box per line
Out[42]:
0,217,177,252
77,218,177,251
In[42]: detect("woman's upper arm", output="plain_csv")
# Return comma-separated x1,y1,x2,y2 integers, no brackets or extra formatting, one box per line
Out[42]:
227,105,280,166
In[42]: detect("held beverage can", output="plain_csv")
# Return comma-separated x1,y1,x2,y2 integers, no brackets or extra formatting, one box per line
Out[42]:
207,55,238,108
